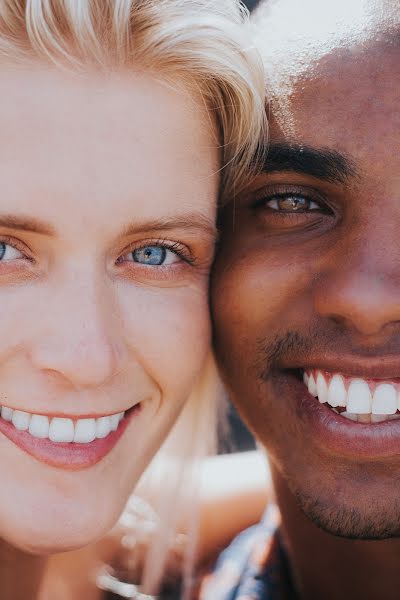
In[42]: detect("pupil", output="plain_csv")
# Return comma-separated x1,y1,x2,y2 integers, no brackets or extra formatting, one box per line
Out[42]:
280,196,307,211
134,246,166,265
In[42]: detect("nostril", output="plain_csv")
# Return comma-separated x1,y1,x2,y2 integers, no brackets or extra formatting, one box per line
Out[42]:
314,285,400,337
327,314,347,328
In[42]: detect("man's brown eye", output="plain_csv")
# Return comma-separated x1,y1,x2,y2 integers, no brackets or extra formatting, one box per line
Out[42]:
267,195,318,211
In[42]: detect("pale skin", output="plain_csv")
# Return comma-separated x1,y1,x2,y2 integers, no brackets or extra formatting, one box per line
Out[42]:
40,451,270,599
0,62,219,599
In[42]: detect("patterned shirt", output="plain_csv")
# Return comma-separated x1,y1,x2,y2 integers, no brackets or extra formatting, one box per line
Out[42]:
199,505,297,600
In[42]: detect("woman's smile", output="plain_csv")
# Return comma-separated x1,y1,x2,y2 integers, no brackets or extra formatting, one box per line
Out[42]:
0,403,142,469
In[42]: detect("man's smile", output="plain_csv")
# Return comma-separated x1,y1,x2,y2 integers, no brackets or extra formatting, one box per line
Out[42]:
272,366,400,460
304,370,400,423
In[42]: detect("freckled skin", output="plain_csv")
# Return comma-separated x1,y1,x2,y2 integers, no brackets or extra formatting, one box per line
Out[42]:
212,20,400,600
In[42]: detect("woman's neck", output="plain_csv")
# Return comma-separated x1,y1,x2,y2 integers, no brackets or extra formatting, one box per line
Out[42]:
0,539,46,600
39,540,114,600
0,539,106,600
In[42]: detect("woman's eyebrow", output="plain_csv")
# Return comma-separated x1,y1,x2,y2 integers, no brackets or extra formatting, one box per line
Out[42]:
262,143,359,184
0,215,55,235
120,213,217,238
0,213,217,238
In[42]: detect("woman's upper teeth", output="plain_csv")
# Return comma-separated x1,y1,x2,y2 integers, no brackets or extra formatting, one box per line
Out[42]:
304,370,400,418
0,407,125,443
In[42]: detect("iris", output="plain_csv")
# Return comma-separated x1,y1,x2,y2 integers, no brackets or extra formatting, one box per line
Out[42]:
133,246,167,266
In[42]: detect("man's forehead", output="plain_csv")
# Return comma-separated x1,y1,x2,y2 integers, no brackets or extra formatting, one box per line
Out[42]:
252,0,399,138
253,0,399,97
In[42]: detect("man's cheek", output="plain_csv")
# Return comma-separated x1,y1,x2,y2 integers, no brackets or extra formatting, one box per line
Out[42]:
213,250,306,338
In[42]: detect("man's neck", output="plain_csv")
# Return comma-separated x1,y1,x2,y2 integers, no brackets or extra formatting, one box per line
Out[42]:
0,538,46,600
272,466,400,600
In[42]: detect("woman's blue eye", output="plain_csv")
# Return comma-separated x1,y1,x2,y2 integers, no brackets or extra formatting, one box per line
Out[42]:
123,245,181,267
0,242,24,261
133,246,167,265
119,244,182,267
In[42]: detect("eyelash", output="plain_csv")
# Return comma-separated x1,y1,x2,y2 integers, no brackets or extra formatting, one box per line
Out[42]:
117,238,195,266
0,236,194,269
252,185,331,214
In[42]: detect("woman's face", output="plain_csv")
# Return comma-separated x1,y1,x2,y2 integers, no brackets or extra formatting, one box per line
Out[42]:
0,63,218,553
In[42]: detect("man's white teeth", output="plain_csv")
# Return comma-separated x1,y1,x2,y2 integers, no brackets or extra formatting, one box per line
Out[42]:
372,384,398,414
316,372,328,404
303,370,400,423
307,373,318,397
347,380,371,414
0,407,125,442
327,374,346,408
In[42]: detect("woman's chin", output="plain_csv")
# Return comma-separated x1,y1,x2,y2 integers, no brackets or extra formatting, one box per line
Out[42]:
3,523,111,556
7,536,92,557
0,499,120,556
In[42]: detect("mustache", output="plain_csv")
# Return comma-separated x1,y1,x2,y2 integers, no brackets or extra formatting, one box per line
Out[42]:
256,331,315,380
256,327,400,381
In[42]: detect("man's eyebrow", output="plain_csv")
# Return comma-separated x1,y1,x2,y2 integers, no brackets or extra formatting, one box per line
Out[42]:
120,213,217,238
0,215,55,235
262,143,358,183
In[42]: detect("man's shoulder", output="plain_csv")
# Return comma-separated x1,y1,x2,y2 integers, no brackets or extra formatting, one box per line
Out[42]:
199,504,289,600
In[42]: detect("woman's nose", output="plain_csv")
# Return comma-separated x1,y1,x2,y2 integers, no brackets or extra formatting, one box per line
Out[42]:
29,276,126,389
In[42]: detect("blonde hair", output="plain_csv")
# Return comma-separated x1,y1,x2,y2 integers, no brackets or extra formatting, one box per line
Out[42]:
0,0,265,200
0,0,266,595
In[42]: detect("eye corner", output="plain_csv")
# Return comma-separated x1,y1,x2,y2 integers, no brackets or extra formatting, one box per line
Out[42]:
0,238,31,262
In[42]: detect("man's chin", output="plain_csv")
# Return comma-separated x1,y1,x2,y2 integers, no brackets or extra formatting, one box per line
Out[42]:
293,489,400,540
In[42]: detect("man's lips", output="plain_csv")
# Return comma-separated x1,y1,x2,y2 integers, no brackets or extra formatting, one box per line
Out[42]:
281,353,400,380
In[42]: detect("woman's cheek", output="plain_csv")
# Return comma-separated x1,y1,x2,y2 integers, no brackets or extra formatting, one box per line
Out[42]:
0,287,39,355
119,282,211,399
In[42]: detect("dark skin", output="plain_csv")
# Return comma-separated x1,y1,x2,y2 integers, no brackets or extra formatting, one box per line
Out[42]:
212,22,400,600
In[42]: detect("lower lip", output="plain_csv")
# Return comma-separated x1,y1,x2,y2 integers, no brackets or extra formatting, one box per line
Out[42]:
0,406,141,470
280,373,400,460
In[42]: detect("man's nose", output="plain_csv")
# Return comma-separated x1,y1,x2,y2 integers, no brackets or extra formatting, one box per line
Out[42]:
29,276,126,389
313,229,400,337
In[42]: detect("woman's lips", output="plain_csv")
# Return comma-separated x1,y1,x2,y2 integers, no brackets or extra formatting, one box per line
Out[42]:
278,372,400,460
0,404,141,470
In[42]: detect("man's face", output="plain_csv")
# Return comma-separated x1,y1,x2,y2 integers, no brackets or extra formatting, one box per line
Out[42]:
213,4,400,539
